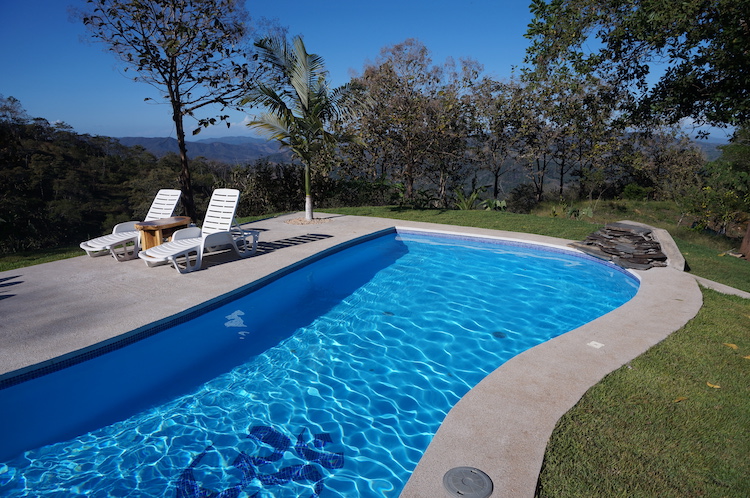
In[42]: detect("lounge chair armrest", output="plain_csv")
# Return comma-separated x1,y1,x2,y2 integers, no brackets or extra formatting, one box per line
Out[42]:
172,226,203,240
230,219,258,240
112,221,138,233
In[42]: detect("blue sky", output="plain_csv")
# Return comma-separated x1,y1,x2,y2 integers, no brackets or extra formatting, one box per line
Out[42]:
0,0,534,139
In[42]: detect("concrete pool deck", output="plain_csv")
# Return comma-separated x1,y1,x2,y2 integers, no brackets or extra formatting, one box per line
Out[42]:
1,213,740,496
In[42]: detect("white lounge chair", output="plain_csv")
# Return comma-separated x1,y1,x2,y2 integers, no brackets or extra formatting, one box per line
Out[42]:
137,188,259,274
79,189,182,261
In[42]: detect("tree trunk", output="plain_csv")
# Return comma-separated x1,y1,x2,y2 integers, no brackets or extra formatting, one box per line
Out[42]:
740,221,750,259
305,195,313,220
558,156,566,198
404,160,415,201
172,101,196,221
304,161,313,220
534,157,546,202
438,170,447,208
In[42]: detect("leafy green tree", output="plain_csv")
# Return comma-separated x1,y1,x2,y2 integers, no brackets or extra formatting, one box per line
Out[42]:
423,58,481,208
242,35,362,220
525,0,750,129
345,39,484,207
630,131,705,199
694,127,750,235
717,126,750,172
80,0,264,221
511,84,556,202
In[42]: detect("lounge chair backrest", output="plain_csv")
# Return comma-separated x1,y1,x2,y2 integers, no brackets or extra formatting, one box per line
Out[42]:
202,188,241,235
144,189,182,221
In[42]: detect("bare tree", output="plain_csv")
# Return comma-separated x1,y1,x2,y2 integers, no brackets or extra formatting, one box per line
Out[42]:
81,0,269,220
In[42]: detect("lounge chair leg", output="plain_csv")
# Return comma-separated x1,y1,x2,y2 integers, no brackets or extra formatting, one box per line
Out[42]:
234,230,259,258
170,250,201,274
110,241,139,262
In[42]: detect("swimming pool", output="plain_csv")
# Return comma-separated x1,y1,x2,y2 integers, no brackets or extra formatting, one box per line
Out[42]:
0,229,639,496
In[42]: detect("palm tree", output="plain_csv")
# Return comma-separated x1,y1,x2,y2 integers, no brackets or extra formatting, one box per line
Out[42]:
243,35,362,220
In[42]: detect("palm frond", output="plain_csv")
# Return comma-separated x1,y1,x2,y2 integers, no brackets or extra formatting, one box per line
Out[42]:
252,83,295,117
288,36,326,113
242,34,364,172
254,36,292,76
247,112,293,145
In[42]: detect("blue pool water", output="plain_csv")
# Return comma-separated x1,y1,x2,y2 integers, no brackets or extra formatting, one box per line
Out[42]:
0,230,638,496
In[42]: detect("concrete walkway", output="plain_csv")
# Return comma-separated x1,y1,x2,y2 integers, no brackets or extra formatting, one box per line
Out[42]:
0,214,712,496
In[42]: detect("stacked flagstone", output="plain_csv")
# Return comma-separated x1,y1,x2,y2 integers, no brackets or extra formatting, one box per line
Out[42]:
569,222,668,270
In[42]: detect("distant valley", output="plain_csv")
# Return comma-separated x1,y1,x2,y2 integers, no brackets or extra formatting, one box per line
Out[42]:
117,136,290,164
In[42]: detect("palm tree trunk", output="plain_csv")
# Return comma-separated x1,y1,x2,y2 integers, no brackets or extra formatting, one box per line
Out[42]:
741,221,750,258
305,195,313,220
304,161,313,220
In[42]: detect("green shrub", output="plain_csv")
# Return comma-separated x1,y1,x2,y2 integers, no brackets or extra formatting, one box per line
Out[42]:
506,184,539,214
622,183,654,200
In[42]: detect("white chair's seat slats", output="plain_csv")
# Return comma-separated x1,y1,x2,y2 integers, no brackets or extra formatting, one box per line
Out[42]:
82,231,139,249
140,237,203,259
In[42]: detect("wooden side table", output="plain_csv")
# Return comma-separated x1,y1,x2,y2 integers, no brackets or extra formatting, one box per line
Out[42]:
135,216,191,250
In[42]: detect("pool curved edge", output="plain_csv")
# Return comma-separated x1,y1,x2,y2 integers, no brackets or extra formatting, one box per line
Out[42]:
399,228,703,498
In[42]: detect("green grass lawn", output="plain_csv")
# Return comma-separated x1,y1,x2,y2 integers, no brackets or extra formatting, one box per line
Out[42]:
0,246,82,273
327,205,602,240
3,203,749,496
536,289,750,497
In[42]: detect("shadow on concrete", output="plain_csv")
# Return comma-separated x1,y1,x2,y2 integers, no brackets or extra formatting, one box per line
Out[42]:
0,275,22,301
255,233,334,256
200,234,335,270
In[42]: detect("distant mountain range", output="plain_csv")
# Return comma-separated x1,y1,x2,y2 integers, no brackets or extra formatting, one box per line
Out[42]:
118,135,728,164
117,136,290,164
695,139,727,161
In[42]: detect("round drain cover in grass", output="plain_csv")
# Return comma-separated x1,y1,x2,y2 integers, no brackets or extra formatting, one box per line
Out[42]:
443,467,493,497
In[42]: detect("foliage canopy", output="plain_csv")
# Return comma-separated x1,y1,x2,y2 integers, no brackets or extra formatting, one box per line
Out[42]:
525,0,750,129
